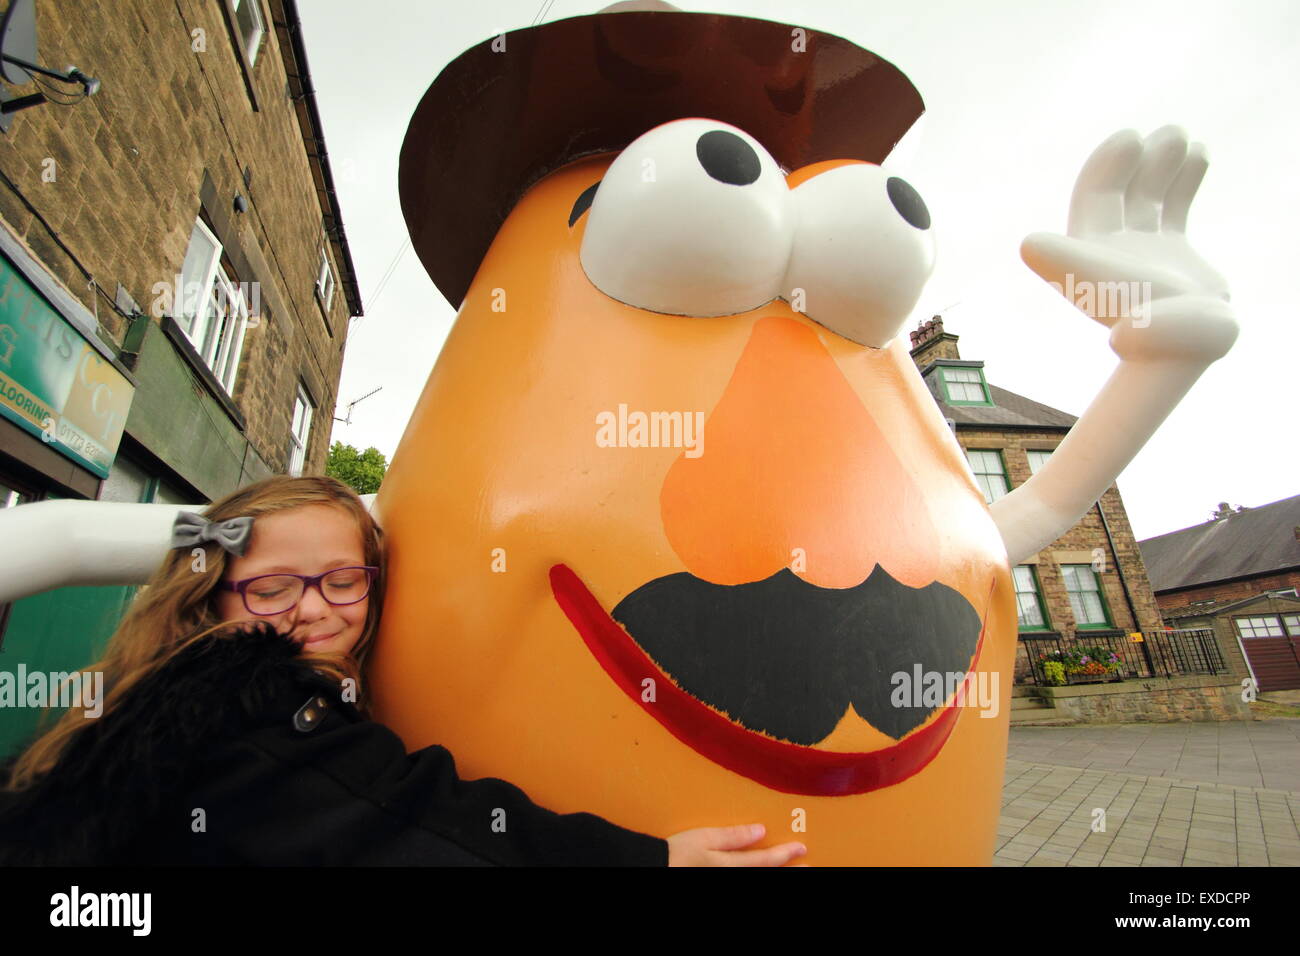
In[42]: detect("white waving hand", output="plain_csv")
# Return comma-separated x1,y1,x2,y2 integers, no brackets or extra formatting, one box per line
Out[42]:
990,126,1238,564
0,494,382,605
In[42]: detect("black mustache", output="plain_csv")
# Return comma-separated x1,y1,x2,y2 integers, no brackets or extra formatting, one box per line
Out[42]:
611,564,983,745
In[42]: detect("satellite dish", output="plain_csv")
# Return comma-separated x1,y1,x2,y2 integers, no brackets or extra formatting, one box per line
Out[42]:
0,0,37,86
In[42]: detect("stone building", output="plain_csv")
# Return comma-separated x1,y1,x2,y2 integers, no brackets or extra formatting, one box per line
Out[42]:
909,316,1245,723
0,0,361,755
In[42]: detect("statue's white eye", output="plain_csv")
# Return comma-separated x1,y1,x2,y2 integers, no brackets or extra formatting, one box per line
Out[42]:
783,163,935,349
579,119,794,317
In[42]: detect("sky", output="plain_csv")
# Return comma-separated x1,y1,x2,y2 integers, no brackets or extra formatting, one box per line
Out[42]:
298,0,1299,542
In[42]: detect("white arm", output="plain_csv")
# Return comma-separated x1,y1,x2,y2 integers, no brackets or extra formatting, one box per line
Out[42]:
991,356,1208,564
0,500,198,604
0,491,385,604
991,126,1237,564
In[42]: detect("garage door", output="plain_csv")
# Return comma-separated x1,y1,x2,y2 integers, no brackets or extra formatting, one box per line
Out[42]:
1236,615,1300,692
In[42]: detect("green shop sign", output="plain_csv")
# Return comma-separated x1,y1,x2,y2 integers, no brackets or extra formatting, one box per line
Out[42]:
0,253,133,478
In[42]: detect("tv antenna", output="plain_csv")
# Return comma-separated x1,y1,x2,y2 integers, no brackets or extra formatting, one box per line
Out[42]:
0,0,100,132
334,386,382,425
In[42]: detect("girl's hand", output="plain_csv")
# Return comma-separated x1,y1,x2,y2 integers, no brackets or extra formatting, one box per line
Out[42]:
667,824,806,866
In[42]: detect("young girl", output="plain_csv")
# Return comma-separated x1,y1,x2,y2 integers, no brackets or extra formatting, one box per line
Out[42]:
0,475,805,866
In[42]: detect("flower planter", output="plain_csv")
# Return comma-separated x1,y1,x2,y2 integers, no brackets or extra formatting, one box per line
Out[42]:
1066,672,1123,684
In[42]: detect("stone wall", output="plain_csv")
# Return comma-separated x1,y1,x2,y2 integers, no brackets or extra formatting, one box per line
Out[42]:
962,425,1165,636
1035,676,1250,723
0,0,352,481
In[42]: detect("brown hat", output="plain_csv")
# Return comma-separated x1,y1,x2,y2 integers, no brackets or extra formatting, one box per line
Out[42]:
398,2,923,309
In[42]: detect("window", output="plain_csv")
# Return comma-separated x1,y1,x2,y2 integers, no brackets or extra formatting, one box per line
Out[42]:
100,455,193,507
232,0,265,66
0,476,36,509
940,366,991,405
288,384,314,477
1026,449,1054,475
316,247,336,312
99,455,151,503
0,473,39,646
1285,615,1300,635
965,449,1009,504
1061,564,1111,627
1235,616,1284,638
1013,565,1050,630
177,218,250,394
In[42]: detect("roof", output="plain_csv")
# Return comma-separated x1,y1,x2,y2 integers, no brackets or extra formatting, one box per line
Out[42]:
1162,591,1300,621
273,0,363,317
1139,493,1300,592
919,361,1078,430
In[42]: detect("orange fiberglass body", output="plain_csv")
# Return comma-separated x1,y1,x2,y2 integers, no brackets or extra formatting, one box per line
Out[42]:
370,149,1018,866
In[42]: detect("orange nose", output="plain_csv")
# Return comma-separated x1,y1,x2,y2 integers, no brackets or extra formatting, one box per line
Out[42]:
660,314,941,589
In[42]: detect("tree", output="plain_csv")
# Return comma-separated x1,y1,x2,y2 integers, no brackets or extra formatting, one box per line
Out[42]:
326,441,388,495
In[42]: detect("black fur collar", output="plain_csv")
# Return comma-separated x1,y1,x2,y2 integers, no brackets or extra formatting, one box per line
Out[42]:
0,622,335,865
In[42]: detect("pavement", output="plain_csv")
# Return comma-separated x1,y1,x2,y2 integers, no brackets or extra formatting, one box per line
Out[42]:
996,719,1300,866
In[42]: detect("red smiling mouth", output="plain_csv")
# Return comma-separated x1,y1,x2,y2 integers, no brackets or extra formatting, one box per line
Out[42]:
549,563,994,796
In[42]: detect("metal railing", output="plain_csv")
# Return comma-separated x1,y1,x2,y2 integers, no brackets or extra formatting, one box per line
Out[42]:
1015,628,1227,686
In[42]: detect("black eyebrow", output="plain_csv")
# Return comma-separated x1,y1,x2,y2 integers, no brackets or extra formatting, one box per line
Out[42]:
568,181,600,227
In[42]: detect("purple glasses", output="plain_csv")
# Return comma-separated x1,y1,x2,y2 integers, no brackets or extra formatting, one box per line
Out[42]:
220,566,379,616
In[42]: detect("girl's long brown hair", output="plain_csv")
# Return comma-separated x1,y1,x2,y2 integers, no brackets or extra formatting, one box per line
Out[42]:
4,475,385,791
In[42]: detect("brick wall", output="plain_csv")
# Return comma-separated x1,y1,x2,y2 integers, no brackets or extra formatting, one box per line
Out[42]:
0,0,349,479
944,429,1166,639
1156,570,1300,611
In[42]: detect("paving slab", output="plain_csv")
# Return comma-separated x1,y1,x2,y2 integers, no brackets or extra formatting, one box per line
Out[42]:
998,719,1300,867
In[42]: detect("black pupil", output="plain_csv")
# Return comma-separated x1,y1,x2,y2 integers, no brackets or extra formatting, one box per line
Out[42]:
696,130,761,186
886,176,930,230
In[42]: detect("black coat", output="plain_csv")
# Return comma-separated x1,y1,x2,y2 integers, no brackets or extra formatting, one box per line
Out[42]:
0,623,668,866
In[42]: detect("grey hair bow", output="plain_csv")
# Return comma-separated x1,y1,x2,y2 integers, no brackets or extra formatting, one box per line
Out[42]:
171,511,254,557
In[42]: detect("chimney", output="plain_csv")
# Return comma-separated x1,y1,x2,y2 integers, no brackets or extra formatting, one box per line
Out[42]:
908,315,962,367
909,315,945,349
1212,501,1248,520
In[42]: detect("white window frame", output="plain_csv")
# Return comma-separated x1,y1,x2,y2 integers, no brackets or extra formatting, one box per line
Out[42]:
178,218,249,395
1026,449,1054,476
965,449,1009,504
232,0,266,66
1012,565,1047,630
316,247,336,312
1062,564,1109,626
942,366,988,403
288,384,314,477
1235,616,1284,639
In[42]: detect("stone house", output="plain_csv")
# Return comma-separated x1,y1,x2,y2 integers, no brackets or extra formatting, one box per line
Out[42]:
0,0,361,756
909,316,1246,723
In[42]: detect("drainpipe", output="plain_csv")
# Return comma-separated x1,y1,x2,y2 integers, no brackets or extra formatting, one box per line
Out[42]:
1095,497,1154,675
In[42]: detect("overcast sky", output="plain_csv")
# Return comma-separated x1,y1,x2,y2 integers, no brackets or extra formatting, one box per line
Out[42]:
299,0,1298,542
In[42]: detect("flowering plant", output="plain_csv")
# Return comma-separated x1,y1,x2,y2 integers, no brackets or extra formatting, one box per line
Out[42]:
1037,645,1122,681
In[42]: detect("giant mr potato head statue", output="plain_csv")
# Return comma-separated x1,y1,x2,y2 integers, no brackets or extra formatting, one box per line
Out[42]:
1,1,1239,865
